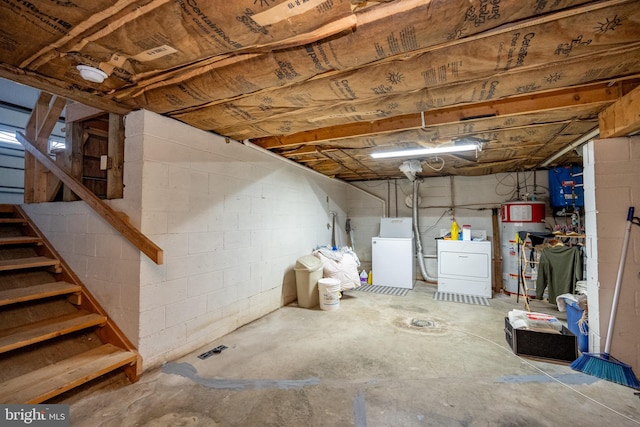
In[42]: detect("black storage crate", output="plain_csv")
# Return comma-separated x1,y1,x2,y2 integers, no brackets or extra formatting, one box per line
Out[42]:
504,317,578,363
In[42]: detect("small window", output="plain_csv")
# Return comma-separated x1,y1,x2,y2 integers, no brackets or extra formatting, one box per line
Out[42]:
0,127,21,145
49,137,65,152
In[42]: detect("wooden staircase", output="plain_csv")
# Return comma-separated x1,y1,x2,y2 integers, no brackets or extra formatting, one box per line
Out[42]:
0,204,140,403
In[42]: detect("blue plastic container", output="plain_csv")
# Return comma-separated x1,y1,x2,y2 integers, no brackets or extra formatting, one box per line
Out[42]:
565,299,588,353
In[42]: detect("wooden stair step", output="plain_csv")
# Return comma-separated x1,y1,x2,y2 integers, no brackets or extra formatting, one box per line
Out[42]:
0,343,137,403
0,311,106,354
0,281,81,307
0,218,28,225
0,256,60,272
0,236,42,246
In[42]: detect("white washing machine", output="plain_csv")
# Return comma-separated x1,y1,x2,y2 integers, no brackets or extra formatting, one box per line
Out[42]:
372,218,415,289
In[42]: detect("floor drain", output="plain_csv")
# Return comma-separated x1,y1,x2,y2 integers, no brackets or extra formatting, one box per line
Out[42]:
411,318,434,328
395,317,447,335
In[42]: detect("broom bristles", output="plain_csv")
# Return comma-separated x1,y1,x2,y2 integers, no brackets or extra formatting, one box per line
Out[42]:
571,352,640,389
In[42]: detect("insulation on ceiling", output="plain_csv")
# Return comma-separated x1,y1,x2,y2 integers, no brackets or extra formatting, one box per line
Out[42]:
0,0,638,181
173,1,640,138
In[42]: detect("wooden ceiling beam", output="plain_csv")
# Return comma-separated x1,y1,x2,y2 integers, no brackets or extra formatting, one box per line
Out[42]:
0,65,132,116
599,84,640,138
279,146,319,158
332,148,383,179
37,97,67,141
250,80,633,150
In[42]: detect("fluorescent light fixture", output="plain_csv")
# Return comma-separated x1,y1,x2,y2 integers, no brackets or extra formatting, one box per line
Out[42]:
371,143,478,159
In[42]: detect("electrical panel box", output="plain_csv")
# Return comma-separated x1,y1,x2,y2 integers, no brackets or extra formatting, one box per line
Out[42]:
548,166,584,209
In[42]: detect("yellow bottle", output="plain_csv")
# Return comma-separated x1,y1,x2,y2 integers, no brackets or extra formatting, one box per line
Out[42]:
367,270,373,285
451,220,459,240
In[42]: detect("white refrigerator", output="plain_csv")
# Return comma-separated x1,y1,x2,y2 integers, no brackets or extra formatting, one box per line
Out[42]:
372,218,415,289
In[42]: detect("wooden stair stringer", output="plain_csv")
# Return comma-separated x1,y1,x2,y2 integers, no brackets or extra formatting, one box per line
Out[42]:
12,205,143,382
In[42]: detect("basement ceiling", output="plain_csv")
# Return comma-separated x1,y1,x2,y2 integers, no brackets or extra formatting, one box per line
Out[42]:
1,0,639,181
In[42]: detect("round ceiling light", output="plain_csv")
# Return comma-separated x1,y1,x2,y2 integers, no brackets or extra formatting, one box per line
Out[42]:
76,65,108,83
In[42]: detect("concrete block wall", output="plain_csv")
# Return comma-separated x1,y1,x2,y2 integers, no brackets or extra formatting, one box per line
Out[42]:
585,136,640,374
21,109,382,370
128,110,360,368
344,185,386,272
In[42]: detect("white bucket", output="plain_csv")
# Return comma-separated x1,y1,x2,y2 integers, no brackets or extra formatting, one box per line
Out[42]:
318,278,341,311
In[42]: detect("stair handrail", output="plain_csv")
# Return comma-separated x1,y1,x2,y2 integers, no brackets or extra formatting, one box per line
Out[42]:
16,131,163,265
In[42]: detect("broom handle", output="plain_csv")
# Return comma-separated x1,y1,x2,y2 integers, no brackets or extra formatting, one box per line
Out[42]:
604,206,634,355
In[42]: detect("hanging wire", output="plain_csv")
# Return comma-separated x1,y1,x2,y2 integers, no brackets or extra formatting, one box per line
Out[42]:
424,156,445,172
419,208,450,235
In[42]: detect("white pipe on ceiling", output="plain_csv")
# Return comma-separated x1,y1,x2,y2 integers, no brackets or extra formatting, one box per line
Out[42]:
540,128,600,167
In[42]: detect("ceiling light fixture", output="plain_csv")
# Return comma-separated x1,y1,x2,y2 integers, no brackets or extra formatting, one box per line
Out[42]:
371,143,479,159
76,65,108,83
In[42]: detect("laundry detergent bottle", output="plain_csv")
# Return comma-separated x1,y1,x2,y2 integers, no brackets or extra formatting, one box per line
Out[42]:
450,220,459,240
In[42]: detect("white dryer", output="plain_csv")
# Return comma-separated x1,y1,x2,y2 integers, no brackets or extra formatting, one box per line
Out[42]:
437,239,492,298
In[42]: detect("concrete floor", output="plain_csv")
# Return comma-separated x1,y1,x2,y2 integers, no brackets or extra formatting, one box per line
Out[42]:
58,282,640,426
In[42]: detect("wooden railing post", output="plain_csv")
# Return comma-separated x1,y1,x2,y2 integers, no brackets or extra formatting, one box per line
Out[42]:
23,93,66,203
17,132,163,265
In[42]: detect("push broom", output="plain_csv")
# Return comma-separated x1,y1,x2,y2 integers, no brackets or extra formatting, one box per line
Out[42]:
570,207,640,389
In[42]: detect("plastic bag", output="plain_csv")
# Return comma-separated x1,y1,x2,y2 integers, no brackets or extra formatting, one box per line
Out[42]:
508,309,563,333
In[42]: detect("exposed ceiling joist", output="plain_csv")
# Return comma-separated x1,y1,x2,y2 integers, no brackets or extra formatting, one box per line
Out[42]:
599,83,640,138
0,65,132,115
1,0,639,181
250,80,632,149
